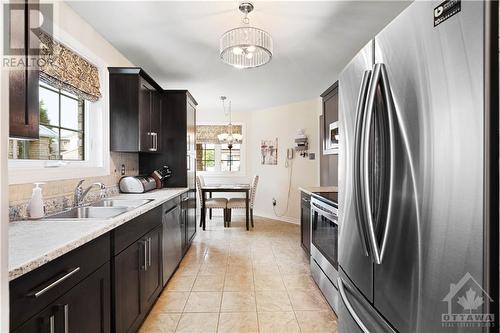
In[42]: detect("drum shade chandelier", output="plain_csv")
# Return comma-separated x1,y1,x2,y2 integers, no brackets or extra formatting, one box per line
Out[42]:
220,2,273,69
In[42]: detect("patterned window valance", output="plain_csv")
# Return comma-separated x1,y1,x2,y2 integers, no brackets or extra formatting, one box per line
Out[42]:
35,29,101,102
196,125,243,144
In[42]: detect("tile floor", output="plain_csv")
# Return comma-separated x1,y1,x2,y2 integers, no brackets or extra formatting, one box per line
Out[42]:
140,215,338,333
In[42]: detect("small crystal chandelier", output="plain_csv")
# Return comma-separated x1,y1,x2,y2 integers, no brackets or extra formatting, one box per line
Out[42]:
220,2,273,69
217,96,242,149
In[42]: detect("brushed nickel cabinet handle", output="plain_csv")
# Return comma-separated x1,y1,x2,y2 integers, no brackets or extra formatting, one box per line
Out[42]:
49,314,55,333
64,304,69,333
29,267,81,298
147,237,152,267
142,240,148,271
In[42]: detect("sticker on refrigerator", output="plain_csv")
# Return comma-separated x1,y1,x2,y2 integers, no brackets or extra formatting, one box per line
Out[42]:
434,0,461,27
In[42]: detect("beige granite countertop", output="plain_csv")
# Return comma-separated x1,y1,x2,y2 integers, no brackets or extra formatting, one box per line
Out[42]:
299,186,338,196
9,187,189,281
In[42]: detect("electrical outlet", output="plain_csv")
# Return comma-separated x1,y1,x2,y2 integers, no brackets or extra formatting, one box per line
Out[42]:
272,198,277,206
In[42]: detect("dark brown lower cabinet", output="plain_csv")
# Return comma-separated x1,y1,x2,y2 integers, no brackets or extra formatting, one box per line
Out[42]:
113,208,163,333
13,264,110,333
141,225,163,311
11,200,183,333
301,192,311,255
113,241,142,333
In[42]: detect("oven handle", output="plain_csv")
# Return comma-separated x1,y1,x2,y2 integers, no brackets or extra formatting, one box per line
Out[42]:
311,202,337,222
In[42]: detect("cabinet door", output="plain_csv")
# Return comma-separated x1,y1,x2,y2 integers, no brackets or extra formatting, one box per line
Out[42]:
301,195,311,255
12,305,57,333
140,226,162,311
9,0,40,139
54,264,110,333
114,242,142,333
150,91,162,152
187,100,196,189
13,264,110,333
139,79,153,152
322,83,338,155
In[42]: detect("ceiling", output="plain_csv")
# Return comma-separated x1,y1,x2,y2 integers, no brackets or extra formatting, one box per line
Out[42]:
67,1,410,114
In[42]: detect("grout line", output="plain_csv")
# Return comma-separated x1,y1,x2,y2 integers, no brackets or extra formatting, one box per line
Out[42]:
273,241,303,333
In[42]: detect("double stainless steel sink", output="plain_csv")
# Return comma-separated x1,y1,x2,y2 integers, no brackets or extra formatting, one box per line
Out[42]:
44,198,153,220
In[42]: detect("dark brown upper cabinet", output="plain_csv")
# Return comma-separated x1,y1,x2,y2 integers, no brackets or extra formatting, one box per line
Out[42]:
108,67,163,153
320,81,339,155
9,0,40,139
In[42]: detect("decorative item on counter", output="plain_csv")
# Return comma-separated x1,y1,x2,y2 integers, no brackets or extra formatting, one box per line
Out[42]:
28,183,45,219
151,165,172,189
119,175,156,193
294,129,309,157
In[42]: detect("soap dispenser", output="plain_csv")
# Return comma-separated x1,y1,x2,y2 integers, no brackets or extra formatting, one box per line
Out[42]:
28,182,45,219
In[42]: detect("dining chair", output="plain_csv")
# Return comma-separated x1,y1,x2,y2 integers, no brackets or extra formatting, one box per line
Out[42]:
196,176,228,228
227,175,259,228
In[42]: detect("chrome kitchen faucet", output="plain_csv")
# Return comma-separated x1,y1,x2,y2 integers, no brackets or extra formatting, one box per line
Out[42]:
74,180,106,207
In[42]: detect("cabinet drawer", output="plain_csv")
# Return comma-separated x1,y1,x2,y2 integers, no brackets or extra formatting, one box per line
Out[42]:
10,233,110,331
113,206,162,255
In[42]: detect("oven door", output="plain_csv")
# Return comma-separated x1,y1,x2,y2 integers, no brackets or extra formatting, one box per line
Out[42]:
310,198,339,285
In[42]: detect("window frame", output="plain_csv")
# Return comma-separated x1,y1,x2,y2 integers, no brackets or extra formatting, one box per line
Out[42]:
10,81,86,161
8,25,110,184
220,144,241,172
198,143,216,172
196,122,246,176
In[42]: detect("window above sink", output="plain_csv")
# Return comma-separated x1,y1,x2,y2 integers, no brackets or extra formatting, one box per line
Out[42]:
7,27,110,185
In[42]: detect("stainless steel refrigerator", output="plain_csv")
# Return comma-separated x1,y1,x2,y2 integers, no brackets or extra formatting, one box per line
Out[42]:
338,1,498,332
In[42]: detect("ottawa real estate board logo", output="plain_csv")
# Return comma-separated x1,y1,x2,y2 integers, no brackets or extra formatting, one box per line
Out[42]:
442,272,494,328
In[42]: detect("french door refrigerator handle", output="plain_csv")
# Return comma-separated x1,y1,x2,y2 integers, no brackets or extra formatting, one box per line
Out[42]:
337,276,370,333
353,70,372,257
361,63,396,265
378,63,396,262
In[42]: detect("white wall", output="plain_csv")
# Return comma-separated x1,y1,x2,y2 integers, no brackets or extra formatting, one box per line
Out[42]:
248,99,321,223
197,98,322,224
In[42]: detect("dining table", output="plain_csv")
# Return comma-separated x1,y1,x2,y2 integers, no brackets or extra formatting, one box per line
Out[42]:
200,184,252,231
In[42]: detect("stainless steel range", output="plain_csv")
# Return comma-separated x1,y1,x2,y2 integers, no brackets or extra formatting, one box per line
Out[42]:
310,193,339,313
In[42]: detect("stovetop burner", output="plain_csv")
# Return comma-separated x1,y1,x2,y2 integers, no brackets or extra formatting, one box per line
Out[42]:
312,192,338,206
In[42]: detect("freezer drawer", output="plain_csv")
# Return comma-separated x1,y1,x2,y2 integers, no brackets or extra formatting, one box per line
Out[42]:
337,268,395,333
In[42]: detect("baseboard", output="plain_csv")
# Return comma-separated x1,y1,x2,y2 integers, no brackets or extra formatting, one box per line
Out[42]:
253,211,300,225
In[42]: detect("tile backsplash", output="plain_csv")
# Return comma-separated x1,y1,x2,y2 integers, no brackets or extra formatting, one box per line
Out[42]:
9,152,139,221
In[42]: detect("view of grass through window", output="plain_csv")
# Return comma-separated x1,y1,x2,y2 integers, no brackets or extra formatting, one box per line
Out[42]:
8,81,85,161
